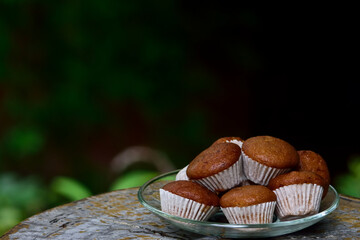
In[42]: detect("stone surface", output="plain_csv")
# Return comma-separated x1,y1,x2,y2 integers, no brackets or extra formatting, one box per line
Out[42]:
1,188,359,239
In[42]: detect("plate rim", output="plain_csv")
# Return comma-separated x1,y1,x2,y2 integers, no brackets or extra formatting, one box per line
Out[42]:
138,169,340,229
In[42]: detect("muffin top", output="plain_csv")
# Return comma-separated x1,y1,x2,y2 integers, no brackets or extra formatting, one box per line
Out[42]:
267,171,326,191
220,185,276,208
297,150,330,185
297,150,330,197
212,137,244,146
186,143,241,180
162,180,219,206
242,136,299,169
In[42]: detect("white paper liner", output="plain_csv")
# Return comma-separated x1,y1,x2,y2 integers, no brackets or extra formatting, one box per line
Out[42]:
226,139,243,149
160,189,219,221
221,201,276,224
240,180,254,186
193,157,246,192
242,152,290,186
273,183,323,221
176,165,190,181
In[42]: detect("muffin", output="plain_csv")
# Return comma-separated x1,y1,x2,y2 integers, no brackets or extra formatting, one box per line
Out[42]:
187,142,246,192
220,185,277,224
176,165,190,181
242,136,299,185
212,136,244,149
267,171,325,221
160,180,219,221
297,150,330,197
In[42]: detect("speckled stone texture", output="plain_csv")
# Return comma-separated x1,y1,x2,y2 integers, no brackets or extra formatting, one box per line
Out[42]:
1,188,359,239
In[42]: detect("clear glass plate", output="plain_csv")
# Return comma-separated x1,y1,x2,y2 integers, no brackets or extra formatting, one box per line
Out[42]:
138,170,340,238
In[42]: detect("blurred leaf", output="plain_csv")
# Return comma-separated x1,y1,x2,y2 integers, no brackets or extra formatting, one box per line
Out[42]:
335,174,360,198
162,175,176,181
348,156,360,177
335,156,360,198
110,170,159,190
50,176,92,202
0,173,45,209
0,207,22,235
0,172,47,235
2,126,45,159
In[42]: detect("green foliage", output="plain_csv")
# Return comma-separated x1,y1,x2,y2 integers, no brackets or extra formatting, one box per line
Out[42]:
0,0,358,235
0,173,47,234
0,173,46,213
335,156,360,198
0,8,216,234
0,172,95,234
0,207,22,235
50,176,92,202
0,0,214,176
1,126,45,159
110,170,159,191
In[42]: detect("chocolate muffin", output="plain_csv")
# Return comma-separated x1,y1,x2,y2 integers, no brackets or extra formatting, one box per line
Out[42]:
242,136,299,185
220,185,277,224
297,150,330,197
267,171,325,221
160,180,219,221
212,136,244,149
187,142,246,192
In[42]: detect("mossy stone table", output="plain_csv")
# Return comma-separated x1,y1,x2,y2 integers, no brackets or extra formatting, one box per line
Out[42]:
1,188,359,239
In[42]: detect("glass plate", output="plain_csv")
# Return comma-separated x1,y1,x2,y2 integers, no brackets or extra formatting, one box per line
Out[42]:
138,170,339,238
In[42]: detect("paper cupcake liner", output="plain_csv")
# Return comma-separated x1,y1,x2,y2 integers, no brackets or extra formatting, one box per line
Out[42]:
160,189,219,221
226,139,243,149
242,152,290,185
221,201,276,224
240,180,254,186
176,165,190,181
273,183,323,221
193,157,246,192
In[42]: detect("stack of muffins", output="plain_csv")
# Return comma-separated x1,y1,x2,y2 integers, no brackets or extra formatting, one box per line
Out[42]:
160,136,330,224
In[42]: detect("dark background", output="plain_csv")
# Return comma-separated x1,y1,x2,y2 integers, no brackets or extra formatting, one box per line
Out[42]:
0,1,359,233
